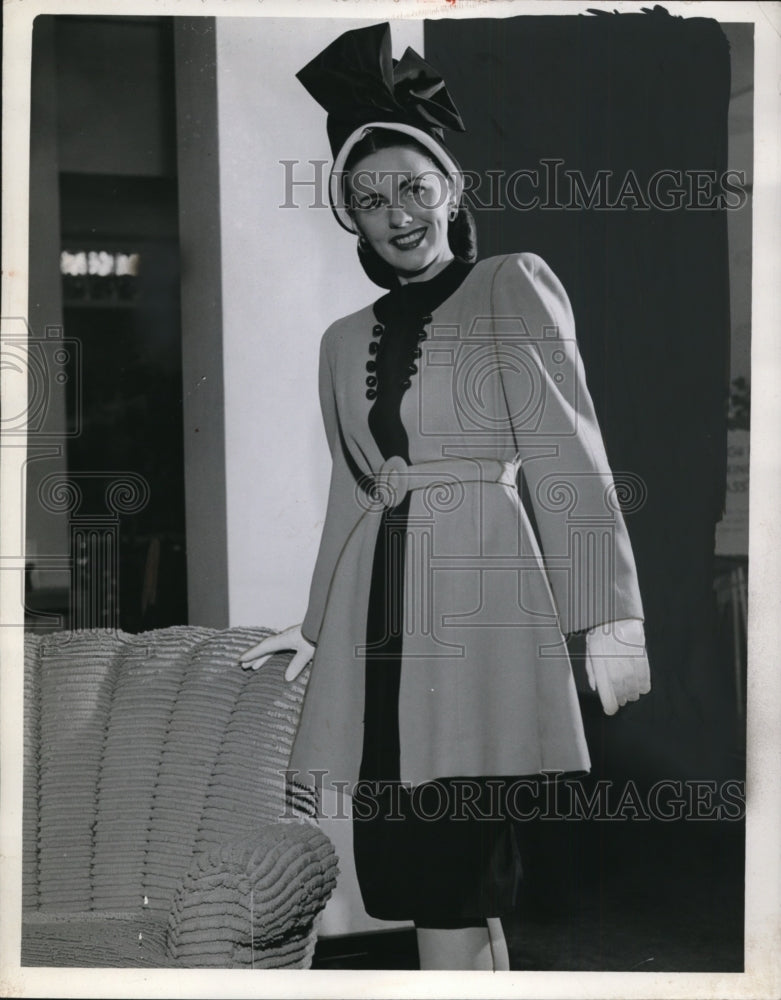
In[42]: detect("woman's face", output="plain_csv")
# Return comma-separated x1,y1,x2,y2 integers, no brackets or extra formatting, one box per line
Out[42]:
347,145,455,282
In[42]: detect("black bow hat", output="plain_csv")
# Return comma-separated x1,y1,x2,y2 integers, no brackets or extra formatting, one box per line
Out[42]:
296,22,466,232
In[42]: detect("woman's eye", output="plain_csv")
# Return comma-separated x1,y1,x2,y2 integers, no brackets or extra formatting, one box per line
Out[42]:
353,194,383,211
405,181,435,206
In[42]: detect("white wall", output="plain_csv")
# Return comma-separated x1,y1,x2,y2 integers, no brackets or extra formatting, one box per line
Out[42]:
215,18,423,629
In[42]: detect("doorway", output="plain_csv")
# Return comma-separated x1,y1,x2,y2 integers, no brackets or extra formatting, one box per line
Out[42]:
27,15,188,631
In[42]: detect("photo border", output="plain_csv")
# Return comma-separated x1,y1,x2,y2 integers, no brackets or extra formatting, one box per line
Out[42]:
2,1,779,997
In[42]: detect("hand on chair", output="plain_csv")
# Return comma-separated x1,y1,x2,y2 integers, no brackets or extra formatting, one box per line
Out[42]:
239,624,315,682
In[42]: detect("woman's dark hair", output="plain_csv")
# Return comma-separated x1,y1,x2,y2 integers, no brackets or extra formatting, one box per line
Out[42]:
342,127,478,289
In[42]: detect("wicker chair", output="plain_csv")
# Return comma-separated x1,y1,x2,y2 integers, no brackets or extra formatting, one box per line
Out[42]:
22,625,338,968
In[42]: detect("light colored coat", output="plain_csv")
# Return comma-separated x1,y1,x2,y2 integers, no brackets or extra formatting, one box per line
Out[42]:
290,253,644,790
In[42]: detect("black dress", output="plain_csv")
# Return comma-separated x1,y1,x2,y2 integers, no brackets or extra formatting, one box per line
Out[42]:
351,259,524,926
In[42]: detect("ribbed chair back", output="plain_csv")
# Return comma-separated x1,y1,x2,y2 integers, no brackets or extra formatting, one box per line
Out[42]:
23,627,312,916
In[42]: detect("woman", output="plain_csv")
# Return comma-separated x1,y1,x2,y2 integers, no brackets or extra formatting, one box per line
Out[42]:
240,22,650,971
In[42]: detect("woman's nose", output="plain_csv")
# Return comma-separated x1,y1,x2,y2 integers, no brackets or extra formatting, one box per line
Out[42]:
387,203,413,227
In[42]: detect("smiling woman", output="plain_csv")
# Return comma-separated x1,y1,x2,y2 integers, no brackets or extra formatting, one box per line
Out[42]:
346,141,458,283
340,127,478,290
239,20,650,972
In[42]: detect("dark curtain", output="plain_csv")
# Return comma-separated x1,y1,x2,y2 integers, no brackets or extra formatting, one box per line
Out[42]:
426,7,733,778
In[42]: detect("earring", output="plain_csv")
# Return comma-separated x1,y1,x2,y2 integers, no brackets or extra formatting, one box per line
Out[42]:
448,204,458,222
357,234,369,251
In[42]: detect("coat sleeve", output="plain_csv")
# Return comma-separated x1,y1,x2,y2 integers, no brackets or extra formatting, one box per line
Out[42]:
490,253,645,636
301,329,365,645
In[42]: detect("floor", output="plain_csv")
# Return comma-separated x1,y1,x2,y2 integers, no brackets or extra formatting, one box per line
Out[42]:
312,815,745,971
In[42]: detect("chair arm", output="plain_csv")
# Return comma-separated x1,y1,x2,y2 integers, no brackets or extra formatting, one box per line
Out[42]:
166,820,339,968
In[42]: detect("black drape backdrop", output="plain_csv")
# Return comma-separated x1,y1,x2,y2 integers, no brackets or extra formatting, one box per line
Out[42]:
426,8,734,779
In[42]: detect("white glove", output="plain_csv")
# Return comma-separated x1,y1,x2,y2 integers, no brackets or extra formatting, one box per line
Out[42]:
238,624,315,683
585,618,651,715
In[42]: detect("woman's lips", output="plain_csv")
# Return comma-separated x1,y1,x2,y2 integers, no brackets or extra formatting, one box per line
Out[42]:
390,227,427,250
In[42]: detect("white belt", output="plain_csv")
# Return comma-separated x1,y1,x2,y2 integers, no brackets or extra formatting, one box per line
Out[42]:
372,455,519,509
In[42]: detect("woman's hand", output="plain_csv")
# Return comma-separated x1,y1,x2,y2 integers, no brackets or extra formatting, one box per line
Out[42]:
585,618,651,715
238,624,315,682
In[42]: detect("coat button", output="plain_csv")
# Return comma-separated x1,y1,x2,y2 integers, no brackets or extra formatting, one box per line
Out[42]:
417,330,428,342
413,347,422,358
422,314,433,324
372,324,383,337
366,360,377,373
366,388,378,400
407,363,418,375
366,375,377,388
368,341,379,355
400,378,412,390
